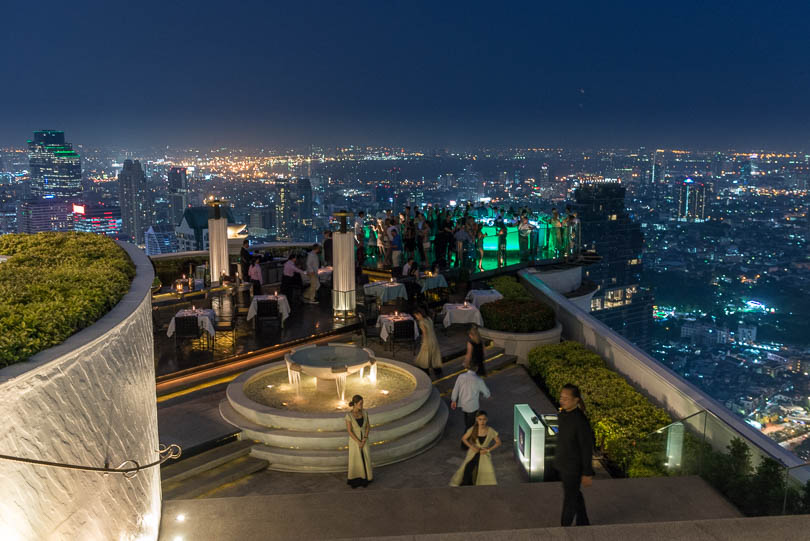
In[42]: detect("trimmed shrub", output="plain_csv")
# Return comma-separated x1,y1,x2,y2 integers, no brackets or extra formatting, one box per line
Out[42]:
528,341,810,516
0,232,135,367
488,275,531,300
527,341,671,473
480,298,555,333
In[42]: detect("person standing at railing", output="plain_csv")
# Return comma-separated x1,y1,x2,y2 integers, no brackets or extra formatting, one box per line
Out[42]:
496,218,508,268
555,383,595,527
550,208,563,257
518,215,532,263
474,223,486,272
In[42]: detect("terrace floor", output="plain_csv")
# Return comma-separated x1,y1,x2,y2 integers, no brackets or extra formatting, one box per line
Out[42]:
158,360,742,540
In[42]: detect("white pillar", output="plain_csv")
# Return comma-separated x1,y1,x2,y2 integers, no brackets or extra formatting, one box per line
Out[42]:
208,217,228,286
332,231,356,318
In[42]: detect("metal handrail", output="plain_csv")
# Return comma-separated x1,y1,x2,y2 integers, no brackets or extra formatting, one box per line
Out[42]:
0,443,181,479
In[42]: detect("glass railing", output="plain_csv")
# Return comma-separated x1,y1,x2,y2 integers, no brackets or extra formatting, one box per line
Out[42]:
634,409,810,516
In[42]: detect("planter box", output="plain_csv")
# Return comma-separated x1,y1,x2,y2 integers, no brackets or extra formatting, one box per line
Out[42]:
480,322,563,366
0,242,160,541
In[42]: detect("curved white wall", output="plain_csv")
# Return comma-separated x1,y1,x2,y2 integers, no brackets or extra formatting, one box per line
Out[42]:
0,242,160,540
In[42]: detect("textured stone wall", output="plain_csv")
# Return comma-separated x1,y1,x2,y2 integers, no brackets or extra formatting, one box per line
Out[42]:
0,243,160,540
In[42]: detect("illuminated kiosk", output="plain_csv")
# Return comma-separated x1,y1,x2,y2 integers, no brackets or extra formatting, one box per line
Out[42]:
514,404,558,481
332,211,356,320
220,344,448,472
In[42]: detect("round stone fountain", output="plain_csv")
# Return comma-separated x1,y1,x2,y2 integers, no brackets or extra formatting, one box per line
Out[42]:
220,343,448,472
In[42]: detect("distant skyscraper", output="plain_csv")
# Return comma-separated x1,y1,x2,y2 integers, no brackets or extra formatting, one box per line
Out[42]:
651,149,666,185
296,177,313,226
677,178,708,222
72,204,122,236
168,166,189,226
27,130,82,199
118,159,148,244
275,184,292,240
16,199,73,233
145,225,179,255
574,181,653,350
248,207,274,238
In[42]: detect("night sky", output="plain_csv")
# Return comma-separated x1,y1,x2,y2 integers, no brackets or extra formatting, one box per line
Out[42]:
3,0,809,150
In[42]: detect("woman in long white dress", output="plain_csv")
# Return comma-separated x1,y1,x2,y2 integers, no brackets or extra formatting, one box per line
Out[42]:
345,394,373,488
450,410,501,486
414,310,443,376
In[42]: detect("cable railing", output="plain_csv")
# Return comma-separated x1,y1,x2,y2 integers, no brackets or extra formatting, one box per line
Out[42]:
0,443,181,479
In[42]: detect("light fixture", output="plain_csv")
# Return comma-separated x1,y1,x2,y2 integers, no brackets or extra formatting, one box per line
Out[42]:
176,514,186,523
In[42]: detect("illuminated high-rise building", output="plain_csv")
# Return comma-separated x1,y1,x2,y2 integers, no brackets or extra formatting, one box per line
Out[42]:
16,199,73,233
296,177,313,226
575,181,653,350
651,149,666,185
677,178,708,222
27,130,82,199
72,204,122,236
168,166,189,226
118,159,148,244
275,183,292,240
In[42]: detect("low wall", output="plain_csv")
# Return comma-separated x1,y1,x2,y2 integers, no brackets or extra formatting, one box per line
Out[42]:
0,242,161,540
519,269,810,484
480,323,563,365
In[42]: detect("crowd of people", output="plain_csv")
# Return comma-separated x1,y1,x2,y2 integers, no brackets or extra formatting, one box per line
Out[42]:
354,202,581,273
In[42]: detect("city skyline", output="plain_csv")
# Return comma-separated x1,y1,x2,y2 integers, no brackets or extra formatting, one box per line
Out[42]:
3,1,810,149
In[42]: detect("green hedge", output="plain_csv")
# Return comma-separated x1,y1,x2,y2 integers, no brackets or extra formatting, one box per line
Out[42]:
0,232,135,367
528,341,810,516
527,341,671,471
481,298,556,333
488,275,531,300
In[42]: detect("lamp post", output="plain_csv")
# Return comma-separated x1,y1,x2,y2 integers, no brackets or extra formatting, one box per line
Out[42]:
332,211,356,320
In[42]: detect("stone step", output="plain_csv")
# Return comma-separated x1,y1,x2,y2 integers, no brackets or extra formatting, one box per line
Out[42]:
250,400,449,472
160,476,742,540
433,352,517,396
161,438,255,485
437,345,504,374
220,387,443,450
162,455,269,500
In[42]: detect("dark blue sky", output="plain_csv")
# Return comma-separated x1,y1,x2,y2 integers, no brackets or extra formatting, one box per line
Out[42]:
3,1,809,150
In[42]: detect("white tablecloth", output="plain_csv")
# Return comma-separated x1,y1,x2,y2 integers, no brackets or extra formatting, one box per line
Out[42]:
247,294,291,324
442,303,484,328
465,289,503,309
364,281,408,302
167,308,216,337
302,266,333,285
418,274,448,292
376,314,420,342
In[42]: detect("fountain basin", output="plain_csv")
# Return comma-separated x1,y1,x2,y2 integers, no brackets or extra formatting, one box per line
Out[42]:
220,345,449,472
284,343,378,401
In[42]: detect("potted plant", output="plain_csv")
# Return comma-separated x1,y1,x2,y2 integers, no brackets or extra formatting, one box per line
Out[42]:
478,276,562,365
